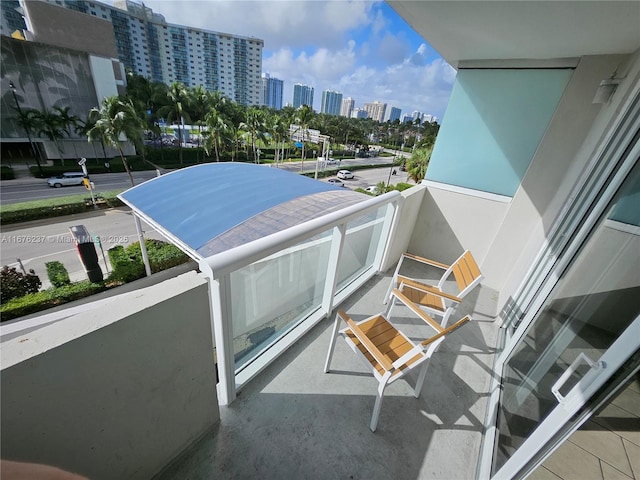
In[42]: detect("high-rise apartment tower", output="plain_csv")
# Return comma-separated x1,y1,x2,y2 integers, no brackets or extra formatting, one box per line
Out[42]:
340,97,355,117
320,90,342,116
292,83,314,109
363,101,387,122
262,73,283,110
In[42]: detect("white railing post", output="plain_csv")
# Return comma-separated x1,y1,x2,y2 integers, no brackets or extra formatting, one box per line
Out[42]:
199,261,236,405
321,224,346,317
374,198,402,272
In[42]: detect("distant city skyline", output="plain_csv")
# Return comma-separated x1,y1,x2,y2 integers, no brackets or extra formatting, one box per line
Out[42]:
113,0,456,121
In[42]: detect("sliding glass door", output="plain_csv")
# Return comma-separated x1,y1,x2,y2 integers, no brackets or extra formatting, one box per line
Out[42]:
490,152,640,478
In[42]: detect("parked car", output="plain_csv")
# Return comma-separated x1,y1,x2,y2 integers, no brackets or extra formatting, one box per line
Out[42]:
337,170,354,180
47,172,85,188
327,178,344,187
365,186,378,193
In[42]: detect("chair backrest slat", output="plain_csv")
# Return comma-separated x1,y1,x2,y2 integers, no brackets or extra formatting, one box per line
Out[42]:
452,251,482,294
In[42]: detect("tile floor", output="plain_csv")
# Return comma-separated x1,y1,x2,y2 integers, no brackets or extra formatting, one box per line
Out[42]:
530,374,640,480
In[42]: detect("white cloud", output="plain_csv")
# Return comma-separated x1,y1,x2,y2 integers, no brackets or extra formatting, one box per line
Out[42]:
376,32,411,65
266,43,455,119
143,0,376,50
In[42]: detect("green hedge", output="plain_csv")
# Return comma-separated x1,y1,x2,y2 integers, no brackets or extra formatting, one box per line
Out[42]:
1,165,15,180
107,245,145,283
46,261,71,288
30,156,152,177
0,191,125,225
1,240,190,321
0,281,107,321
108,239,189,283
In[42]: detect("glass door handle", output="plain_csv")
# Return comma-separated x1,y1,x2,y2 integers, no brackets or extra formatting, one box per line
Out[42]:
552,352,606,405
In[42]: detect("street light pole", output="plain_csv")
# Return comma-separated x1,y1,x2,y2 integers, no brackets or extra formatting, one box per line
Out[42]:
9,81,44,176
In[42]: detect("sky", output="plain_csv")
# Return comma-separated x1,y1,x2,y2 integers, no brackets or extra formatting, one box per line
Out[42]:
134,0,456,121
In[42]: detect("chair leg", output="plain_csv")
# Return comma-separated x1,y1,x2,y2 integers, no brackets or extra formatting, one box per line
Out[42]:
413,358,432,398
383,256,405,305
323,314,341,373
370,385,386,432
370,374,392,432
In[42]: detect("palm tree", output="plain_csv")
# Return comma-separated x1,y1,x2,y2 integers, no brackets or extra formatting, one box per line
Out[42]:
88,96,144,186
405,147,432,183
240,107,266,163
158,81,190,166
294,105,314,171
265,112,286,167
35,109,66,166
203,108,228,162
225,123,243,162
188,85,211,161
54,106,80,162
13,107,44,175
81,111,110,163
75,116,100,164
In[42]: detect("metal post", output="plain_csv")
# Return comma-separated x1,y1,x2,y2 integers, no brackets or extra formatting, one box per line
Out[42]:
79,158,97,209
133,213,152,277
16,258,26,274
94,235,110,274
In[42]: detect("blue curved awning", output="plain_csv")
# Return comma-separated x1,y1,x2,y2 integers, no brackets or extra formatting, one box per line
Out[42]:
118,163,366,257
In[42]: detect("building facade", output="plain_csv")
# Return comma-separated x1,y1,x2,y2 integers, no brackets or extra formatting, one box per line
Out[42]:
385,106,401,122
320,89,342,116
1,0,131,160
34,0,263,105
292,83,314,109
340,97,354,118
351,107,368,119
261,73,283,110
363,100,387,122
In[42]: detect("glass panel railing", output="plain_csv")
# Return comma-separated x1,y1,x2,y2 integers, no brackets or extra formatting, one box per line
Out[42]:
336,205,387,291
202,190,402,404
230,229,333,369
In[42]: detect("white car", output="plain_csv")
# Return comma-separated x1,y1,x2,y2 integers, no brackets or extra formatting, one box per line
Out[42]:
337,170,354,180
327,178,344,187
326,158,339,165
47,172,85,187
365,186,378,194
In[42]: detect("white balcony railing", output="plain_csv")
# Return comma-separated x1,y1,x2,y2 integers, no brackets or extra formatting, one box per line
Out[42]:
199,190,403,405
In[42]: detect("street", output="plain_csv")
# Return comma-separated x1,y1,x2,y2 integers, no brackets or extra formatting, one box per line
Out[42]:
0,154,409,205
0,171,160,205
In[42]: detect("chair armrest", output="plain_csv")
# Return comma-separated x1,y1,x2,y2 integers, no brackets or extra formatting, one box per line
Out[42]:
397,276,462,303
403,252,450,270
339,311,393,372
421,315,471,346
391,345,424,369
391,289,444,333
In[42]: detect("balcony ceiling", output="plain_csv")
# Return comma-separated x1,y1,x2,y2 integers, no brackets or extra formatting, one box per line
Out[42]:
388,1,640,66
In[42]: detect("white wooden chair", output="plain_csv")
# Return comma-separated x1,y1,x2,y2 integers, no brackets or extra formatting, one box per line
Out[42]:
384,250,483,326
324,288,471,432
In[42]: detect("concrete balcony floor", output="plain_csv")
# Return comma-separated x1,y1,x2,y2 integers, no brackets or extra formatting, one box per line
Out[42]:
155,271,500,479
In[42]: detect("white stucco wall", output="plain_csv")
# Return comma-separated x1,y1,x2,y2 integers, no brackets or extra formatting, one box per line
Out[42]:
380,184,426,272
408,53,637,317
89,55,119,102
0,271,218,480
483,54,633,312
